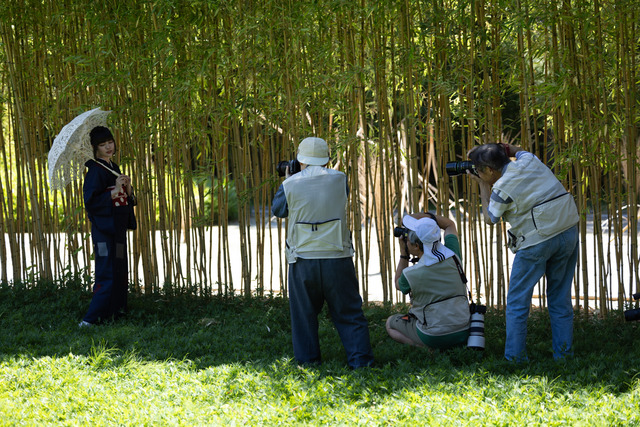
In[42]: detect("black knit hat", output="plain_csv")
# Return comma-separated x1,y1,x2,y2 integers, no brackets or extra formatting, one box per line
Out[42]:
89,126,114,147
89,126,115,158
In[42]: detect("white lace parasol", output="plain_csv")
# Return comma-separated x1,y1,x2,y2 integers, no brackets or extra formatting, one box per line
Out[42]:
47,107,112,190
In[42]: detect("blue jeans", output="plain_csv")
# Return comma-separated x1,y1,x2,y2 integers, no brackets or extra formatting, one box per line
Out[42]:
288,257,374,368
505,225,579,361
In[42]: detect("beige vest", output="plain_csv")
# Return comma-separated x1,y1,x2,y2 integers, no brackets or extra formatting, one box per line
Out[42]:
403,258,470,336
282,166,354,263
491,152,579,252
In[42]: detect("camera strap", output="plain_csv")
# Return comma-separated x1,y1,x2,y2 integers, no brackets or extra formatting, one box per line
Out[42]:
451,255,467,284
452,254,474,303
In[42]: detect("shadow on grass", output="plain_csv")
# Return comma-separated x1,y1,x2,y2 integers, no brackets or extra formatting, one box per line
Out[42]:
1,280,639,395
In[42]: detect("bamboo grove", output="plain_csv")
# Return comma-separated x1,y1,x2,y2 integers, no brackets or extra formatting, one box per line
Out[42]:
0,0,638,313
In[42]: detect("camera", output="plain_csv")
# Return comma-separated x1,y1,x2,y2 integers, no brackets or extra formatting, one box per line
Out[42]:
467,302,486,350
276,159,301,177
446,161,478,177
393,226,409,238
624,292,640,322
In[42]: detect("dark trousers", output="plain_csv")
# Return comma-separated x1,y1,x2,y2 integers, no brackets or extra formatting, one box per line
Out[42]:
288,257,374,368
83,225,129,323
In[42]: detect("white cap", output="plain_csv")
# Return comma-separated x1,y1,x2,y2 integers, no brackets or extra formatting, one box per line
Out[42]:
402,214,440,245
297,137,329,165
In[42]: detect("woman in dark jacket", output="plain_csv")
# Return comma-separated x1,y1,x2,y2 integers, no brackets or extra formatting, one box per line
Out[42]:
79,126,136,327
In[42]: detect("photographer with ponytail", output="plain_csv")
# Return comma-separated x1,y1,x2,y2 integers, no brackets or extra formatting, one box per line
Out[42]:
467,143,579,361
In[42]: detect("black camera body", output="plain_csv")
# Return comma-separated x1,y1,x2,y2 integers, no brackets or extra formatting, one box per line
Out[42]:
393,226,409,238
624,292,640,322
469,302,487,315
276,159,301,177
446,161,478,177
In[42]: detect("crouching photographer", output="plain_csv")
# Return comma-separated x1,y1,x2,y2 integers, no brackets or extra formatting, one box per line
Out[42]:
386,212,471,350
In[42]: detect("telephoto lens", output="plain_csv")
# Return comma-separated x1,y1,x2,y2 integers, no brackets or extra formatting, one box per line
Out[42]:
467,303,486,350
445,161,477,177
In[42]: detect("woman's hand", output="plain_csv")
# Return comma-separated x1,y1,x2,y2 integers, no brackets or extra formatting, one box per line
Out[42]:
119,175,133,195
112,175,133,198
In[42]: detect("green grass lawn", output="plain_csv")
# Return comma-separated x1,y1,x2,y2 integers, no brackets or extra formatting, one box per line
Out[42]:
1,278,639,426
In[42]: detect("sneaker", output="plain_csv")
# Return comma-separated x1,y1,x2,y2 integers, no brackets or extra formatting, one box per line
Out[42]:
78,320,94,328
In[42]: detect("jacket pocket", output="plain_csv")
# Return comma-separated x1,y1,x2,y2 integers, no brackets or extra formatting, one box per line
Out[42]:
418,295,470,336
531,192,579,237
294,218,343,252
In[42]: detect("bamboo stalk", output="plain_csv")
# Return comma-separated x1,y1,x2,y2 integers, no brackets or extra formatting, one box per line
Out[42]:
0,0,638,311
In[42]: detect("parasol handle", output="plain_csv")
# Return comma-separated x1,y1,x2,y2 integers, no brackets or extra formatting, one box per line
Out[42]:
91,159,122,178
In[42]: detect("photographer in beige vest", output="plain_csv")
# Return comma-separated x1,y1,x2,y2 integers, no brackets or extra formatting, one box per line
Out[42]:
468,143,579,361
271,137,374,369
386,212,470,350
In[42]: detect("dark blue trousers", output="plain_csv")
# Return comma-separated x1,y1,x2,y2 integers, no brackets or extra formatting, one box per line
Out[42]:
288,257,374,368
82,225,129,323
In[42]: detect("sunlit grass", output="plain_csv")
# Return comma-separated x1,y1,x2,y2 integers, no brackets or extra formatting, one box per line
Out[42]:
1,280,639,425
